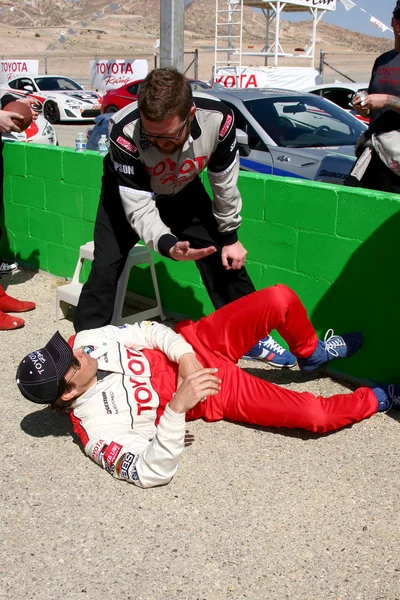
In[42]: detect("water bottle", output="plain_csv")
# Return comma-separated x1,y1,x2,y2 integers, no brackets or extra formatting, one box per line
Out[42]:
98,134,108,156
75,132,86,152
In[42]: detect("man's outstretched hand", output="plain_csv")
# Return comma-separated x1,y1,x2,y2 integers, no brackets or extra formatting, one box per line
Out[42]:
169,368,221,415
169,240,248,270
169,241,216,262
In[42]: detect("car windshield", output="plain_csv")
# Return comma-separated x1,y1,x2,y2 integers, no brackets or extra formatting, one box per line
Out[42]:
243,95,365,148
35,77,83,92
190,80,211,90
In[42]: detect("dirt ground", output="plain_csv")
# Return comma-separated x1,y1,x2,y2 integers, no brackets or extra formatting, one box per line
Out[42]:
1,269,400,600
1,8,399,600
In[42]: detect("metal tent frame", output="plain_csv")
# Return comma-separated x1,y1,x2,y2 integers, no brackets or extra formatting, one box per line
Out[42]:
214,0,337,72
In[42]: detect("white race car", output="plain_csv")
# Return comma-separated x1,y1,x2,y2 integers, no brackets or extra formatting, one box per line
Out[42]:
305,82,370,124
2,113,58,145
4,75,102,124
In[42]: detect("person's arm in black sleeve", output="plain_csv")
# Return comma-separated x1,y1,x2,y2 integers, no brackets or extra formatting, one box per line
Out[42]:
364,56,400,113
0,93,18,108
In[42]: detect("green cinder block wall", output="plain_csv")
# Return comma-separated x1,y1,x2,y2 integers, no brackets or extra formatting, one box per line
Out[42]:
2,142,400,383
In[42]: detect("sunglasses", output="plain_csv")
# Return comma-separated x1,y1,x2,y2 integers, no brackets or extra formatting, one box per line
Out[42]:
141,113,189,141
65,355,81,385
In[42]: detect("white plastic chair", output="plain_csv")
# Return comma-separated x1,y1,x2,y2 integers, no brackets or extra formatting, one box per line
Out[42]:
56,241,165,325
111,244,165,326
56,241,94,321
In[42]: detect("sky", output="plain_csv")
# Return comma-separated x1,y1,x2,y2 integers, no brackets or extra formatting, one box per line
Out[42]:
280,0,395,40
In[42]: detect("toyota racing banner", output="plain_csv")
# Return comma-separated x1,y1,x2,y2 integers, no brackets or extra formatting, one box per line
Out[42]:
214,66,321,91
90,59,148,91
0,60,39,85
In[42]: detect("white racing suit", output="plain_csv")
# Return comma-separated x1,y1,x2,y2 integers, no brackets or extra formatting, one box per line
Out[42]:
70,289,379,489
70,322,195,488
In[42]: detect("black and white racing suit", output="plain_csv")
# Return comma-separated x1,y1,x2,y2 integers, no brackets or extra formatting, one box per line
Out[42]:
74,95,255,332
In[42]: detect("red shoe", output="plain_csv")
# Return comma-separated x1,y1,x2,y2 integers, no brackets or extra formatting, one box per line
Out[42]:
0,311,24,330
0,285,36,313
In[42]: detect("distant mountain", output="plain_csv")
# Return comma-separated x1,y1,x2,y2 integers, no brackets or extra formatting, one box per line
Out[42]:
0,0,392,54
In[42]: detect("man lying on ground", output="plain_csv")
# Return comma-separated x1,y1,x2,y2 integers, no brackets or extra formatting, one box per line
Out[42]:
16,285,399,488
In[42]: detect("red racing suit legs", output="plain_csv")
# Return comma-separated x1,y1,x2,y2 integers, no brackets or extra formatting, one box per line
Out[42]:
175,285,378,433
189,365,378,433
176,284,319,364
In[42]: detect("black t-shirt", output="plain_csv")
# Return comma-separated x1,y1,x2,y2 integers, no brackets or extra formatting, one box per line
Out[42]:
368,49,400,135
0,93,16,108
0,93,18,147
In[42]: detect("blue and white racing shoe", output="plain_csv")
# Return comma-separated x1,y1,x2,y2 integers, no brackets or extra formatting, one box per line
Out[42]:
243,335,297,368
372,383,400,412
298,329,364,373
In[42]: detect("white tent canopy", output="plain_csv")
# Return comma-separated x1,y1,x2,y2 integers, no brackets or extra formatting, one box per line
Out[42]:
244,0,336,12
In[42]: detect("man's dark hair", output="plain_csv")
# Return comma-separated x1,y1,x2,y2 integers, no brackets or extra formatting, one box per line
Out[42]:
138,67,193,122
49,380,74,412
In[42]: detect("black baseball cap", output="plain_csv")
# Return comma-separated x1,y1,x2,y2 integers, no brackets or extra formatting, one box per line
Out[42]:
394,1,400,18
16,331,73,404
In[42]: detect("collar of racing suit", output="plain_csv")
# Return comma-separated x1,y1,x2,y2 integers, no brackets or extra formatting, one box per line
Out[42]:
190,109,202,141
70,343,119,406
71,372,114,407
179,109,201,152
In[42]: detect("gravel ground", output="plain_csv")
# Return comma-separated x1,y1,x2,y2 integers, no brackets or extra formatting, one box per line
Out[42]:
1,269,399,600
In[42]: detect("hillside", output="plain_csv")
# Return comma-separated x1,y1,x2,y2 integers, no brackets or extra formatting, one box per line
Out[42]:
0,0,392,82
0,0,393,54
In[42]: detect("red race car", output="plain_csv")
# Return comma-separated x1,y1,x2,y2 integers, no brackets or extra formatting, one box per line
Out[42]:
101,78,212,114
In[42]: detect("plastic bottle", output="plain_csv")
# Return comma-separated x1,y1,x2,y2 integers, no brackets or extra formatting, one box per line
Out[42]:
350,90,367,108
75,132,86,152
98,134,108,156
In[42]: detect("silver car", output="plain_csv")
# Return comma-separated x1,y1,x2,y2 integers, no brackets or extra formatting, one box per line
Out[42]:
205,87,367,185
87,88,366,185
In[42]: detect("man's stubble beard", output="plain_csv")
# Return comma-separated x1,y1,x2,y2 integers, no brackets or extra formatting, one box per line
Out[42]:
152,124,190,155
153,142,182,155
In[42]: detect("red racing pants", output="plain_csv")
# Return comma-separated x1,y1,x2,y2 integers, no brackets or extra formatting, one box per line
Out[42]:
167,284,378,433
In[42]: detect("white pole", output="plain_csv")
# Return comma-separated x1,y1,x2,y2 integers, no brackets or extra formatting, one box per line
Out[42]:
274,1,281,67
311,7,317,68
265,8,270,66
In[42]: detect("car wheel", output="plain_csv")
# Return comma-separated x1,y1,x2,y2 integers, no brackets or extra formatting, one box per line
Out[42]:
44,101,60,124
105,105,119,113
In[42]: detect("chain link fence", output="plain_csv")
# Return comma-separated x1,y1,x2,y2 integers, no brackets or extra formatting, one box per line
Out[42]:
5,49,376,89
319,51,375,84
0,50,199,88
